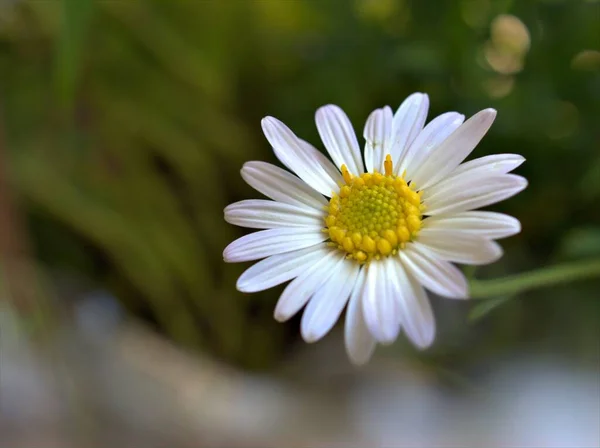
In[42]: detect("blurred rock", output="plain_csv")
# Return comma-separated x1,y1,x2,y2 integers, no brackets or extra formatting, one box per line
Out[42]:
2,304,598,447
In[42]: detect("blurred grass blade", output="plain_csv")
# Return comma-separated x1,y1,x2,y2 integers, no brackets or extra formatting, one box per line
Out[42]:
54,0,93,113
469,258,600,299
468,295,512,322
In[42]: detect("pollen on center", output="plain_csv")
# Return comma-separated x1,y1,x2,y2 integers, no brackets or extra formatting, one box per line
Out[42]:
325,154,423,263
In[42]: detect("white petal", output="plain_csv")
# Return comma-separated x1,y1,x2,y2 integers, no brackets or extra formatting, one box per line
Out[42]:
411,108,497,190
399,243,468,299
236,244,330,293
223,228,327,263
451,153,525,177
315,105,364,176
301,260,359,343
362,259,401,344
388,93,429,174
424,174,528,215
261,117,342,196
298,139,345,187
224,200,324,229
404,112,465,182
424,154,525,200
241,161,328,210
391,257,436,349
424,211,521,239
344,267,376,365
274,250,345,322
363,105,393,173
417,228,504,265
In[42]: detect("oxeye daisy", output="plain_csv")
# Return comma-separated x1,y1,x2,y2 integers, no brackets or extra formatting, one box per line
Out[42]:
223,93,527,365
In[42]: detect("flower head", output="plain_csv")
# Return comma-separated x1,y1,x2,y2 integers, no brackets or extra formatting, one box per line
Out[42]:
223,93,527,365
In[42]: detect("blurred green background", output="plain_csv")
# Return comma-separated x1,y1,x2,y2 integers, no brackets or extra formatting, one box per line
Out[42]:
1,0,599,371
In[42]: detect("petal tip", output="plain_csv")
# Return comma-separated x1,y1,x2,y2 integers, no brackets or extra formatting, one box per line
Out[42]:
413,336,435,350
378,334,398,346
514,218,522,233
260,116,274,127
452,281,470,300
273,308,289,323
511,154,526,169
235,276,253,293
301,331,319,344
261,115,277,123
471,108,497,125
317,103,340,113
261,116,284,137
347,354,371,366
222,243,239,263
513,175,529,191
490,242,505,263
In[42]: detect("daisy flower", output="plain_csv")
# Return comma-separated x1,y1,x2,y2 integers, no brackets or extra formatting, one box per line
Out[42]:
223,93,527,365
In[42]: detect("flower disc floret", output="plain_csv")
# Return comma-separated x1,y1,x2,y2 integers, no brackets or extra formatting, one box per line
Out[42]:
325,155,423,262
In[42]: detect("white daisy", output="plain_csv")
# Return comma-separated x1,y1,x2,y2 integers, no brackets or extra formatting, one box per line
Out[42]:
223,93,527,365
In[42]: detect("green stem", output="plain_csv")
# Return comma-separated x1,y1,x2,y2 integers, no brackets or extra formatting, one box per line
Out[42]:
469,258,600,299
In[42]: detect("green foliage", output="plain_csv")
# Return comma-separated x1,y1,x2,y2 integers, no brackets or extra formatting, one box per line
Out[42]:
1,0,599,369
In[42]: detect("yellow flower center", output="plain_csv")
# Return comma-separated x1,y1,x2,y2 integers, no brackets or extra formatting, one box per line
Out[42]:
325,155,423,263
